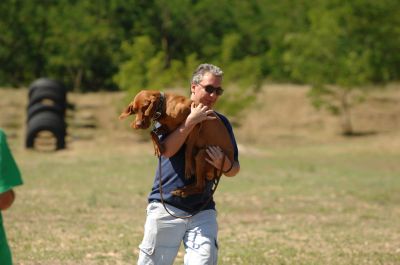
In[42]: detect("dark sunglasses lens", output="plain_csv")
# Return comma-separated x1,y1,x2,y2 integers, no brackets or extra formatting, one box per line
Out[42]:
204,86,214,94
205,86,223,95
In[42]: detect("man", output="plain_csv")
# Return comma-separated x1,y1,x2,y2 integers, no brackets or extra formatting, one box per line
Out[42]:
0,129,23,265
137,63,240,265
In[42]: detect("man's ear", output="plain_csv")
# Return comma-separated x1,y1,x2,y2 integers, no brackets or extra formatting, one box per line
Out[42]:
119,104,134,120
190,82,196,95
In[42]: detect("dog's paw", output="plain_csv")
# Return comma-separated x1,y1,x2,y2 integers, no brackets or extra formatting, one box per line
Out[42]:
171,189,188,198
206,170,218,180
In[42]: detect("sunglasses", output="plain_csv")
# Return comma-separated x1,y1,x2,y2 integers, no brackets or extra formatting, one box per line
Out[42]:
198,83,224,96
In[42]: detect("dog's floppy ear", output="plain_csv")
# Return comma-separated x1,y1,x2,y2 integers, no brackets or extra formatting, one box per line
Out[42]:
119,104,135,120
144,96,157,117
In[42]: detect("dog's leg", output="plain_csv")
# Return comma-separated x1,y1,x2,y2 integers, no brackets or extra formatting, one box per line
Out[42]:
191,148,207,193
184,125,200,179
172,149,207,197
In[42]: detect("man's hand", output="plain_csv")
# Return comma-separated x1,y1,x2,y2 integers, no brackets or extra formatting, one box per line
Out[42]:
185,103,216,127
205,146,232,172
0,189,15,210
161,103,217,158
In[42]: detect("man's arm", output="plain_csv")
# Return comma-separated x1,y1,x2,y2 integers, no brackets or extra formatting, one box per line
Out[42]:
223,160,240,177
0,189,15,210
161,119,196,158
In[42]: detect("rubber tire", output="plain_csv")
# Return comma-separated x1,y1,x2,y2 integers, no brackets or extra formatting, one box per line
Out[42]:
28,78,66,99
27,102,65,121
28,86,66,110
26,111,66,150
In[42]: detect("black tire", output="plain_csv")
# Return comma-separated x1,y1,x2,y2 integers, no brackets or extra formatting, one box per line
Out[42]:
28,86,67,109
26,111,66,150
27,102,65,121
28,78,66,99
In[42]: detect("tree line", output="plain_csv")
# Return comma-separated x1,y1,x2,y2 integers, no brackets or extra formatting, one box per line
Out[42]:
1,0,399,133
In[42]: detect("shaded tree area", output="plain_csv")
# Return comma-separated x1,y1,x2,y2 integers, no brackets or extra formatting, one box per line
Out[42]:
283,0,400,134
1,0,400,130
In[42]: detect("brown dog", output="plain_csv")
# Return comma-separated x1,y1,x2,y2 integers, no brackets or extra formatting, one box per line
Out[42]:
119,90,234,197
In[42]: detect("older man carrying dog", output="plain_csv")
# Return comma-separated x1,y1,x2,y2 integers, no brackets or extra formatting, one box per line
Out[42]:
137,63,240,265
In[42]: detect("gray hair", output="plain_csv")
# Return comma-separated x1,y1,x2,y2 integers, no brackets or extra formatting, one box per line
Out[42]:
191,63,223,84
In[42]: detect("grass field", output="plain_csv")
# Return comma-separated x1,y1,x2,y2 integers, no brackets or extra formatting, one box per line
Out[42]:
1,86,400,264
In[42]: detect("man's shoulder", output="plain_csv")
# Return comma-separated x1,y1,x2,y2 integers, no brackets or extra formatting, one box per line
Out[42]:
214,111,229,122
214,112,232,128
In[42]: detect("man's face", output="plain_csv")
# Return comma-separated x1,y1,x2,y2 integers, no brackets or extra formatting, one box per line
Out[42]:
190,72,223,109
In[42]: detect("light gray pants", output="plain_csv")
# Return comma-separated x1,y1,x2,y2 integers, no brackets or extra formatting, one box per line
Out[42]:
137,201,218,265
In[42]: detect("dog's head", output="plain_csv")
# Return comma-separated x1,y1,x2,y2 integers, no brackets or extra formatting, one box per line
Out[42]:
119,90,160,129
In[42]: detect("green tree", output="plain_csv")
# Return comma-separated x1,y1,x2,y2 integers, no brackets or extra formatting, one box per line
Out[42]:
263,0,313,80
113,36,156,93
283,0,400,134
45,0,117,91
0,0,55,86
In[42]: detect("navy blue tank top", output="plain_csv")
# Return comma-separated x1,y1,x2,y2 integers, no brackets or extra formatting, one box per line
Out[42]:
147,112,239,212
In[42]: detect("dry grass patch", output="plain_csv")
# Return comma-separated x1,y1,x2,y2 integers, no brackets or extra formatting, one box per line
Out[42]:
0,86,399,264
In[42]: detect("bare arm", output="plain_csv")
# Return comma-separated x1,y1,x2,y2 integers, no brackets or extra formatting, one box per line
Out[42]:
161,103,216,158
0,189,15,210
222,160,240,177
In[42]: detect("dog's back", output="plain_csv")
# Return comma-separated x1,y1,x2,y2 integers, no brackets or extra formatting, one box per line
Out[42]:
185,114,234,178
158,93,192,132
192,116,233,157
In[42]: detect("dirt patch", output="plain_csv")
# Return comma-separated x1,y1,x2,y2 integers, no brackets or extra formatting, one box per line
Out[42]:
235,83,400,147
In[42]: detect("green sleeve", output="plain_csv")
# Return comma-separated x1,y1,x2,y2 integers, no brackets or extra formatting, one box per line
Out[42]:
0,129,23,193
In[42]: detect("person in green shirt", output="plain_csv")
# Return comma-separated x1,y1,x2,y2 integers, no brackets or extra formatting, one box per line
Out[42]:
0,129,23,265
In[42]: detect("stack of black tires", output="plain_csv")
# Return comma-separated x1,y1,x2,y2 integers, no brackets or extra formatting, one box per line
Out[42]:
26,78,67,151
